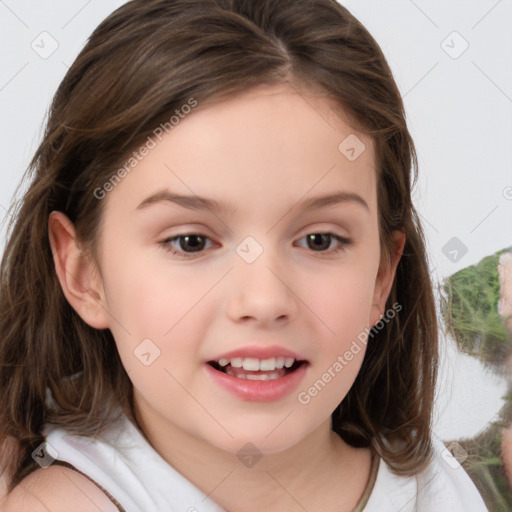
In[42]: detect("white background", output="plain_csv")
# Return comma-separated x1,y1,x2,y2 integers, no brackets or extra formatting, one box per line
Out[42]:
1,0,511,442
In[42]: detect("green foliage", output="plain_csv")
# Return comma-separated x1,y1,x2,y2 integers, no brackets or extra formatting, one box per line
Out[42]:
440,246,512,510
452,403,512,512
440,247,512,370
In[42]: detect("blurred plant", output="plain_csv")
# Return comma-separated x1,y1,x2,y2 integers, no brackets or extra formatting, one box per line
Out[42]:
439,246,512,511
449,403,512,512
440,246,512,373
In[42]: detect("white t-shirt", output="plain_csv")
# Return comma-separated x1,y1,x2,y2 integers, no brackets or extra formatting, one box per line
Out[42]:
42,413,488,512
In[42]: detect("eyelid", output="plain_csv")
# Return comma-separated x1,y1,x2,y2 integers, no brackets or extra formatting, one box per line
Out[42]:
159,232,215,258
294,232,351,254
159,230,352,259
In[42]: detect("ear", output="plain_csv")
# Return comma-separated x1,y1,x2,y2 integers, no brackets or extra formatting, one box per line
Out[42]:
48,211,110,329
370,230,406,327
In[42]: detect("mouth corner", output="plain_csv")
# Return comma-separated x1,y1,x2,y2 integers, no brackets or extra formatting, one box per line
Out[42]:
207,360,222,371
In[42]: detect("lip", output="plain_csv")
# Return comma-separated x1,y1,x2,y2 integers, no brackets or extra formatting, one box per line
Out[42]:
204,360,309,402
208,345,306,362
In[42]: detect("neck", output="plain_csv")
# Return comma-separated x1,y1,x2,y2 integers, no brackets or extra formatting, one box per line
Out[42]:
133,402,373,512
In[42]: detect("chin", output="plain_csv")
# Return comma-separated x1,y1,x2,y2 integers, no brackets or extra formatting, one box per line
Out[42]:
196,420,312,458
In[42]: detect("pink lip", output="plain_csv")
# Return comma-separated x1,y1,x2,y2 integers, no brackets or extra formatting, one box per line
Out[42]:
208,345,306,362
204,361,308,402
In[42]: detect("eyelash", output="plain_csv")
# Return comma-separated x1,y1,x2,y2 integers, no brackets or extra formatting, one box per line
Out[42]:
159,232,351,259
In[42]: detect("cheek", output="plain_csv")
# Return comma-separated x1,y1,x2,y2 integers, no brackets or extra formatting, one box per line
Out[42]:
301,259,377,335
101,251,211,336
101,260,212,412
100,251,227,369
294,261,376,406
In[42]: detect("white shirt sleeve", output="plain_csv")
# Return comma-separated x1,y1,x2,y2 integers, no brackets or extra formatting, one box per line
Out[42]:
363,437,489,512
415,437,489,512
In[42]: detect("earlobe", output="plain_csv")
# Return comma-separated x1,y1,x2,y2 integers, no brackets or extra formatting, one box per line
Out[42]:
370,230,406,326
48,211,110,329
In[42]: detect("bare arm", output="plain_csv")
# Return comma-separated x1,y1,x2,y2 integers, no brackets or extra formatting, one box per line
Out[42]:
0,466,122,512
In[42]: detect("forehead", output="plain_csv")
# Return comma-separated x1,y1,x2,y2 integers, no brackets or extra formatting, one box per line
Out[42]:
103,83,377,219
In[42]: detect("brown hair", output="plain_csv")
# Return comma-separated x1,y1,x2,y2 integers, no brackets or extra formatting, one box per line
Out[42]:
0,0,438,492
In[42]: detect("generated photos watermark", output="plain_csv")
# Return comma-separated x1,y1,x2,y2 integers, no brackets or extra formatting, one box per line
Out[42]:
297,301,402,405
93,98,198,200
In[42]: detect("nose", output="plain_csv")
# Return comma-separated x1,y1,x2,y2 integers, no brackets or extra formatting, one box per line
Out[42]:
225,246,298,327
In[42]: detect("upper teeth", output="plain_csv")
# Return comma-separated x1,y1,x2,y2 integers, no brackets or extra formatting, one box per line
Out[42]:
217,357,295,371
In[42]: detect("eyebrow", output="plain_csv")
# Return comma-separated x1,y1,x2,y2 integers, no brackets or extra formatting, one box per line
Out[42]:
136,189,369,214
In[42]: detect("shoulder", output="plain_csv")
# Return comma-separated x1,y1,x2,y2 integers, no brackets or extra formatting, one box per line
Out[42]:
414,438,489,512
0,465,121,512
363,437,489,512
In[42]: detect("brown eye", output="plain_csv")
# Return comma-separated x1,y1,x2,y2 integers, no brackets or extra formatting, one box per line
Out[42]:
161,233,212,257
177,234,206,252
306,233,332,251
297,232,351,254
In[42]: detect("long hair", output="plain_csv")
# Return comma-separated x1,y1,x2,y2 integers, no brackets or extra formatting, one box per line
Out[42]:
0,0,438,491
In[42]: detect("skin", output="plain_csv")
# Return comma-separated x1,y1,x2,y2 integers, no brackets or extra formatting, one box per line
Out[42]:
49,83,405,512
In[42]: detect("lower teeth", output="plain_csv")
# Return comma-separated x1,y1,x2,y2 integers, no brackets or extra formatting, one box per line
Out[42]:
225,368,284,380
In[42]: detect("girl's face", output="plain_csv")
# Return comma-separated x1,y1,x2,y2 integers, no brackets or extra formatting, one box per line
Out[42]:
78,84,402,455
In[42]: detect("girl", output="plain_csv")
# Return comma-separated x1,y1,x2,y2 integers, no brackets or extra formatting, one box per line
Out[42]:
0,0,488,510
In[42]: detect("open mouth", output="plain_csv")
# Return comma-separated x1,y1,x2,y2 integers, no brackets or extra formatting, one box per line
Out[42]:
207,357,307,381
